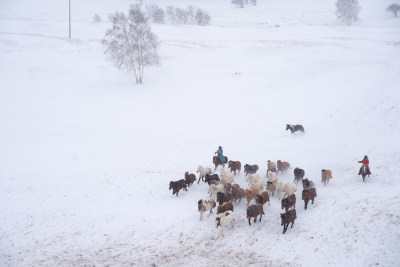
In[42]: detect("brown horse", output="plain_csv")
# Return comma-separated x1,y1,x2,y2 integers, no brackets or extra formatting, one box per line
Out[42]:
228,160,241,175
361,165,369,182
213,156,228,171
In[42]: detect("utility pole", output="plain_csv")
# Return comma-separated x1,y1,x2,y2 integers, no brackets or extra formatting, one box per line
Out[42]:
69,0,71,39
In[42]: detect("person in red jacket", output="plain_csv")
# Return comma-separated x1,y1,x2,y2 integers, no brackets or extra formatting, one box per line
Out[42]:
358,155,371,175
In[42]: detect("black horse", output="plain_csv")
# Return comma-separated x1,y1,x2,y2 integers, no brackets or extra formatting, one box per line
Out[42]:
244,164,259,176
293,167,305,184
286,124,305,134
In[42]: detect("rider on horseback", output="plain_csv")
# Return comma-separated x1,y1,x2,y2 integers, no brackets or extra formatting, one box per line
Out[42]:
358,155,371,175
215,146,225,163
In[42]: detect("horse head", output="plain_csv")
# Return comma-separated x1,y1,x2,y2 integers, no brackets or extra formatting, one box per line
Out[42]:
280,213,286,225
213,156,218,164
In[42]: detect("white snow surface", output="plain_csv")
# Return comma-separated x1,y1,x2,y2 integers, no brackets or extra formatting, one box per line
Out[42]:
1,0,400,266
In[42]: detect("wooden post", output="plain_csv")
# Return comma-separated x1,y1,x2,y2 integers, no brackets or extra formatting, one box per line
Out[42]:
69,0,71,39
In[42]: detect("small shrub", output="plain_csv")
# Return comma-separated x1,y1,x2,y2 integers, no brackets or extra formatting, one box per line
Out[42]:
93,13,102,23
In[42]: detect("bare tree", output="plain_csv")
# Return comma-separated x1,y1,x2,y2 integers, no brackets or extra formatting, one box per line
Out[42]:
146,4,165,24
175,7,188,25
387,4,400,17
195,8,211,26
186,5,196,24
232,0,244,8
164,5,211,26
335,0,361,25
166,6,177,24
102,5,159,84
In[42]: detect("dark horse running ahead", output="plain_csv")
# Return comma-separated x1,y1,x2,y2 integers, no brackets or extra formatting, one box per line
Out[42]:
286,124,305,134
213,156,228,171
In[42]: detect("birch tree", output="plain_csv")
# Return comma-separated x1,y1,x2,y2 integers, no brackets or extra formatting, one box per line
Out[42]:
102,5,159,84
335,0,361,25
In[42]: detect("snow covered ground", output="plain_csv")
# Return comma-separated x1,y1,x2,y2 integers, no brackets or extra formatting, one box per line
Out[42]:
1,0,400,266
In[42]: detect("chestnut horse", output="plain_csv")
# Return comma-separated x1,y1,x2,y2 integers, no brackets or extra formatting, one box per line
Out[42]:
213,156,228,171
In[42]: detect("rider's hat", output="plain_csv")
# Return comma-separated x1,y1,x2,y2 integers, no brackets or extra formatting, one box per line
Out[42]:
219,146,222,149
364,155,368,158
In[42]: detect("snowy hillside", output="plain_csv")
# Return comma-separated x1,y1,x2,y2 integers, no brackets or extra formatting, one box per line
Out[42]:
0,0,399,266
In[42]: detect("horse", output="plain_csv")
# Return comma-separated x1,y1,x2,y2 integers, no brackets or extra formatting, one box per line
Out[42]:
286,124,305,134
293,167,305,184
361,165,369,182
213,156,228,171
228,160,241,175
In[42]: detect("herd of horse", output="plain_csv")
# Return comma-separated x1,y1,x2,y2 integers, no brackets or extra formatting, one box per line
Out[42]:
170,123,370,237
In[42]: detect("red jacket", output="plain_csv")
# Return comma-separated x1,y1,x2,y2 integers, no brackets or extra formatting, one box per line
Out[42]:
359,159,369,167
